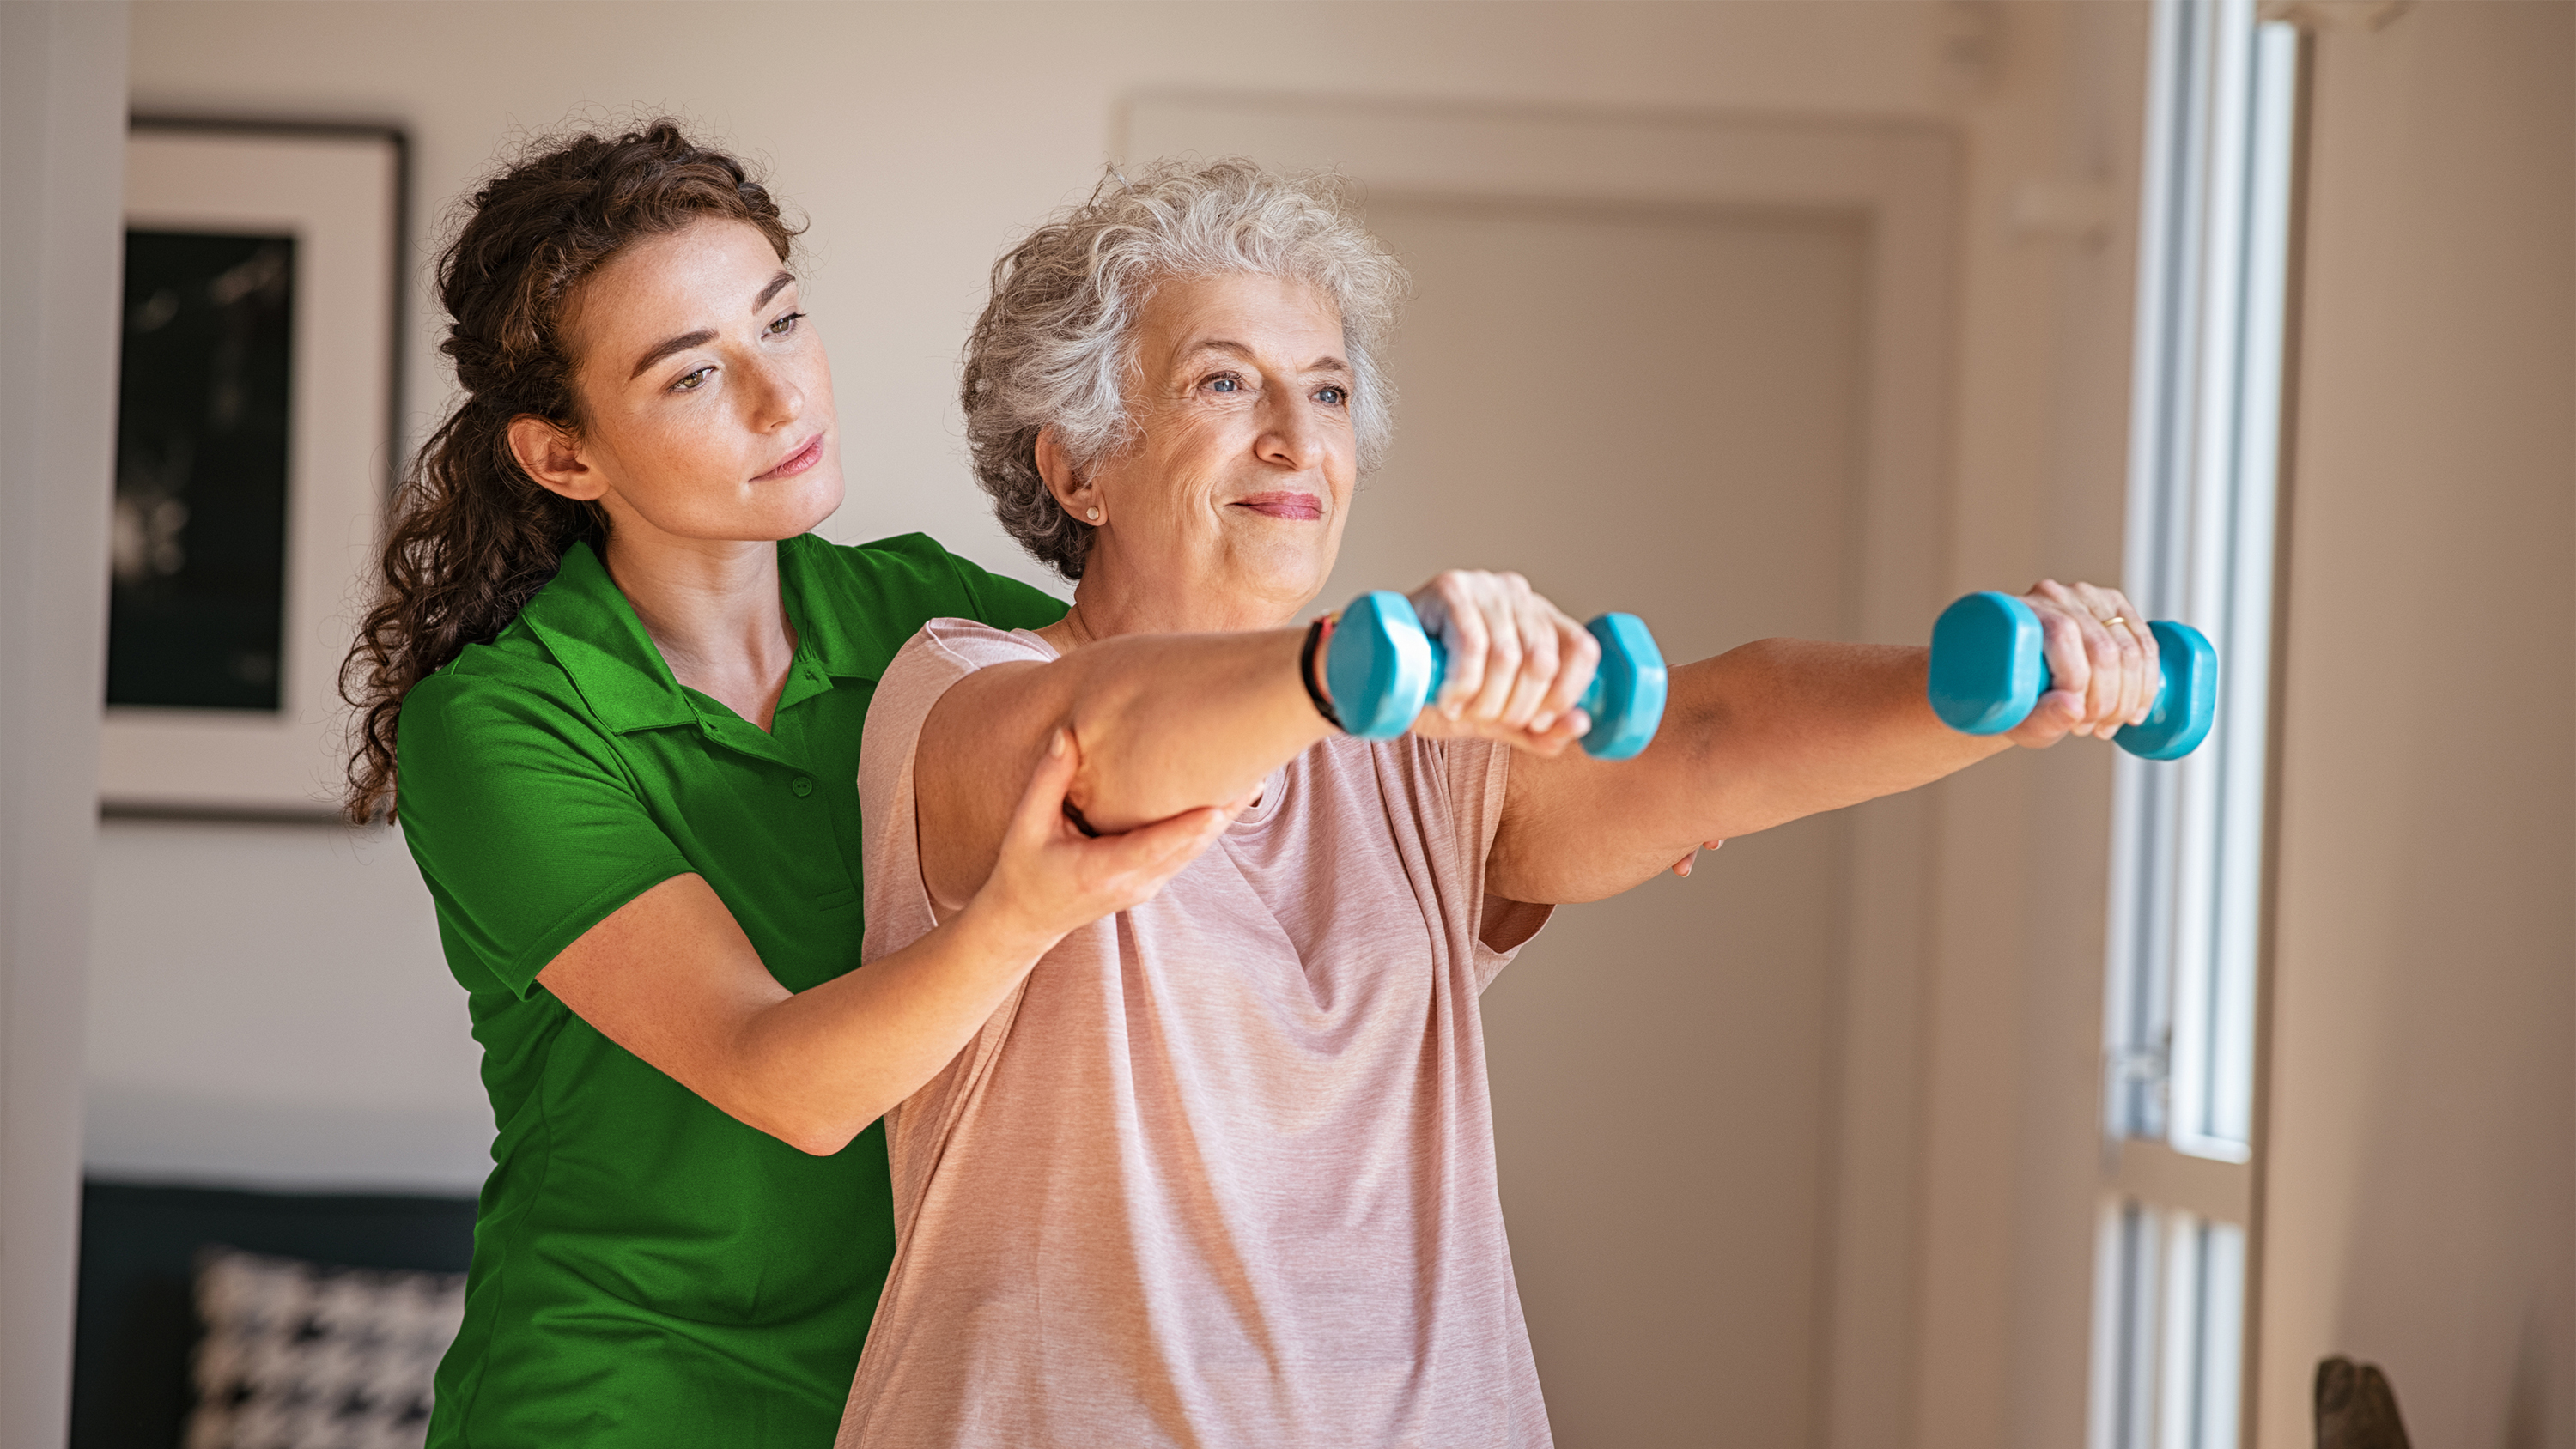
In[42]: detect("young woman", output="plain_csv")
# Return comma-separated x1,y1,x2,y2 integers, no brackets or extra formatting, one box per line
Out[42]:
340,122,1230,1447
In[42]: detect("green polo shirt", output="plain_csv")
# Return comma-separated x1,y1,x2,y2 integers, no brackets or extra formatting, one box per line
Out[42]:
398,532,1061,1447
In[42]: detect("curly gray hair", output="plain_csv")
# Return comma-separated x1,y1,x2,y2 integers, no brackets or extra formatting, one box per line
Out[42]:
961,158,1410,580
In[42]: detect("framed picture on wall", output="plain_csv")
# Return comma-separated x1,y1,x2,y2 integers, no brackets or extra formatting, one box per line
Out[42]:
101,118,406,819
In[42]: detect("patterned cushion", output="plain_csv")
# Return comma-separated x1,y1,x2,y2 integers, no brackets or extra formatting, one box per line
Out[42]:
186,1246,465,1449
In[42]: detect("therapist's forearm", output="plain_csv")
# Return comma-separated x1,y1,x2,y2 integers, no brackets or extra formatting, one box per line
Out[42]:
721,894,1061,1154
538,872,1063,1158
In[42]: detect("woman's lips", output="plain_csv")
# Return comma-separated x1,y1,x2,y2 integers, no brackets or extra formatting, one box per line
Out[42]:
1230,491,1325,520
756,433,826,482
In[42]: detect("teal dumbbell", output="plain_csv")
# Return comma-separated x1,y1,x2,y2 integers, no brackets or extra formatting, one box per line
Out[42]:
1323,591,1669,760
1927,591,2216,760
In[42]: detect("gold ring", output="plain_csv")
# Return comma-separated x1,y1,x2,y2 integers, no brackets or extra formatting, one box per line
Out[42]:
2104,615,2127,627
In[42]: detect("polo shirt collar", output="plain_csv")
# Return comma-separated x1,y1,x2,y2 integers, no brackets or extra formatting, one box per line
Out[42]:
516,537,863,737
775,533,876,681
514,541,696,734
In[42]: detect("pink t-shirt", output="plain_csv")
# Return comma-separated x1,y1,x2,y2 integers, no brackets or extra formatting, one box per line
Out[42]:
835,620,1556,1449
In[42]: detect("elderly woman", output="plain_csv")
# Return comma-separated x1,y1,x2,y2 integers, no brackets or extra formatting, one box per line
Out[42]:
835,161,2157,1447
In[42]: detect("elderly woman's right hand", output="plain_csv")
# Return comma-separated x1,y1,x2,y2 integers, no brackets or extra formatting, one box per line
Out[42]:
1404,570,1602,755
972,728,1242,945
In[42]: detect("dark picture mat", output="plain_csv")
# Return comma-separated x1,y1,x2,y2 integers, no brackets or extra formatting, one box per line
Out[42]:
110,229,296,712
70,1179,477,1449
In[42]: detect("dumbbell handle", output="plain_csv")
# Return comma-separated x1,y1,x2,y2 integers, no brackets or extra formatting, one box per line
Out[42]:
1323,591,1670,760
1926,591,2216,760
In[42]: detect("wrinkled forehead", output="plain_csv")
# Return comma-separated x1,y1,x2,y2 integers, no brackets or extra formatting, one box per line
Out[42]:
1127,271,1350,373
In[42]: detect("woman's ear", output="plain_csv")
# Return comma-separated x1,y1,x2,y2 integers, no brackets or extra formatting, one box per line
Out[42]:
507,415,605,501
1034,427,1099,522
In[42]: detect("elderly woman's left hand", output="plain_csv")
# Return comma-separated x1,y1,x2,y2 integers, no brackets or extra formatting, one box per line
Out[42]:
2005,579,2163,747
1401,570,1602,755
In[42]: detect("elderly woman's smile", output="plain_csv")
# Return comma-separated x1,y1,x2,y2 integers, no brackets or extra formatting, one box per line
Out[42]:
1232,492,1325,519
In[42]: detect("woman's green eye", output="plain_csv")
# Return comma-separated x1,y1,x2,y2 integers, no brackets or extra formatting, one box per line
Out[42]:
674,367,713,391
768,310,805,336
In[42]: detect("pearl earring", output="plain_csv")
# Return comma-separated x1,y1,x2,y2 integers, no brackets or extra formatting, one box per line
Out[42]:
1085,507,1102,523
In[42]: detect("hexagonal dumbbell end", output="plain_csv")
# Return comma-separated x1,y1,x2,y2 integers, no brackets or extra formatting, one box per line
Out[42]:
1325,591,1668,760
1926,590,2215,760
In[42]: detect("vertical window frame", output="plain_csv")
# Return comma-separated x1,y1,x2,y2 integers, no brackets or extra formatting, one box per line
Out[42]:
2092,3,2306,1446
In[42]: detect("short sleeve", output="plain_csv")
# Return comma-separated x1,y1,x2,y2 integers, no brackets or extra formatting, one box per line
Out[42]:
1440,737,1554,990
856,620,1057,967
396,670,694,997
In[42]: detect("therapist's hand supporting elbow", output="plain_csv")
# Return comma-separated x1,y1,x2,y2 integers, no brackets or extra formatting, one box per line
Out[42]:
537,734,1230,1156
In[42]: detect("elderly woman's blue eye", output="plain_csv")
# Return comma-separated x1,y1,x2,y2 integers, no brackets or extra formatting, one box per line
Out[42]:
1315,386,1347,406
1209,377,1239,392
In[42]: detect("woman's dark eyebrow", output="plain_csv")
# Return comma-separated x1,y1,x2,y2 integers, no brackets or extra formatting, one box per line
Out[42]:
630,330,717,380
628,274,799,380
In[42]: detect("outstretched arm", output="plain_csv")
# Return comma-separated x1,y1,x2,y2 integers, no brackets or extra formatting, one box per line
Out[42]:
915,571,1601,914
1487,579,2160,904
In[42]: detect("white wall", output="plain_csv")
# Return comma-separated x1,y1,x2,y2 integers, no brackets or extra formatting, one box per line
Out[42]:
106,0,1974,1191
87,819,487,1190
2256,5,2576,1445
3,3,127,1441
111,4,2157,1444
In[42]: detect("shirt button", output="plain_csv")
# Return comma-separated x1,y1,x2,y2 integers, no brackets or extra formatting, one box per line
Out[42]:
792,777,816,797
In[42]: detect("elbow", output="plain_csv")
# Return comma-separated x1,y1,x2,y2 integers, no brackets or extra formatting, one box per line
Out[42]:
781,1126,864,1158
771,1115,870,1158
730,1098,875,1158
712,1022,883,1156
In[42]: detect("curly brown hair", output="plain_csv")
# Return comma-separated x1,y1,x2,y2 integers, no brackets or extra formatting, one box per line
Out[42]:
338,120,799,822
